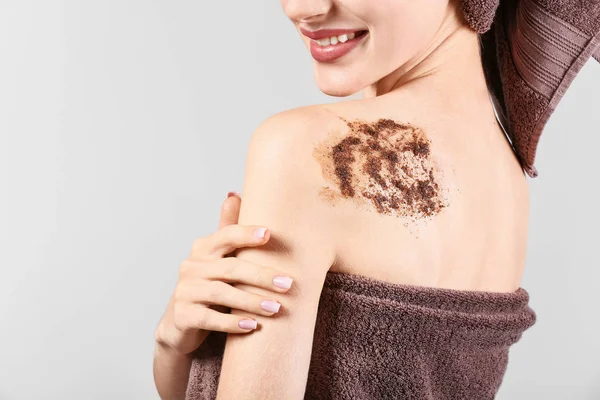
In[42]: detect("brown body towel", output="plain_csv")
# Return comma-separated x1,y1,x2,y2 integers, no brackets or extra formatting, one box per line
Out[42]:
185,271,536,399
463,0,600,178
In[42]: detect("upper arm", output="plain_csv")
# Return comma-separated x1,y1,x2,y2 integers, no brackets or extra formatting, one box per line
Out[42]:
215,109,336,400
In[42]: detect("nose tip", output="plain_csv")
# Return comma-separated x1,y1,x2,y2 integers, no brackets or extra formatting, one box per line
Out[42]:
282,0,333,23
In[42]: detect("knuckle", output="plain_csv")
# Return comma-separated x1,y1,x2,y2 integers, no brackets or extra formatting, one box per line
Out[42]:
239,294,254,312
178,259,194,276
221,223,238,240
194,308,208,329
254,266,266,282
191,237,207,254
173,284,184,302
179,259,210,280
235,224,250,242
206,281,226,302
172,304,187,330
244,264,263,286
154,326,164,343
220,258,237,281
212,318,227,332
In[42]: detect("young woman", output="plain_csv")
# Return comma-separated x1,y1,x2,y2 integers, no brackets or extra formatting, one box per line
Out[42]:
153,0,599,398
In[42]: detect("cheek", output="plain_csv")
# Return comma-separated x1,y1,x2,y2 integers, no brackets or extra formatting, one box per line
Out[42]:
372,15,440,67
375,25,419,61
371,1,447,57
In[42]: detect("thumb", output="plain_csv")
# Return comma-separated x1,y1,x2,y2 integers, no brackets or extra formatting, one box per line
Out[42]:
218,192,241,230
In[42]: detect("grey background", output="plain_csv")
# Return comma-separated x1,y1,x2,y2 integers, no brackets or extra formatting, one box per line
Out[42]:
0,1,598,399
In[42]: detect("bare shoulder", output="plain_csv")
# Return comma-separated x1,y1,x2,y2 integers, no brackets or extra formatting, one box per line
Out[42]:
249,104,341,156
244,97,530,292
249,100,453,229
238,104,341,265
246,104,346,199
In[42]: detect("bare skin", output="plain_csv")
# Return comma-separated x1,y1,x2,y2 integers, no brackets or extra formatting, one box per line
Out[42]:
277,1,530,293
155,1,531,397
153,193,294,399
299,83,528,293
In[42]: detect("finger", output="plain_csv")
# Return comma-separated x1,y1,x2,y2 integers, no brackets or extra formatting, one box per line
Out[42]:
219,193,241,230
180,280,284,316
178,258,294,294
206,257,294,293
190,224,270,260
178,303,260,333
219,195,242,258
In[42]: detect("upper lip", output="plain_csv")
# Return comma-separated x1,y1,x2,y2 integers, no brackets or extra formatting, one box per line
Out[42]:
299,27,365,40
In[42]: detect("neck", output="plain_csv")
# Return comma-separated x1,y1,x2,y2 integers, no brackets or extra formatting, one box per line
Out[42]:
362,23,489,105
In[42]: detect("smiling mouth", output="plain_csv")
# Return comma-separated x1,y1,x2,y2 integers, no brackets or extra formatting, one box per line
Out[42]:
311,30,368,47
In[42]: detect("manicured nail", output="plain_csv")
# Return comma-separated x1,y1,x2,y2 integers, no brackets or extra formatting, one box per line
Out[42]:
254,227,267,240
227,191,240,198
273,276,293,290
261,300,281,313
239,319,257,330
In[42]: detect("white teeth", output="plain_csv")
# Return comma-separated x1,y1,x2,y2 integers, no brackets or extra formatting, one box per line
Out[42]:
316,37,331,46
314,31,361,46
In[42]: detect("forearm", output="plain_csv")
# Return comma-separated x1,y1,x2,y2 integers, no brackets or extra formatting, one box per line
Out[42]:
153,341,194,400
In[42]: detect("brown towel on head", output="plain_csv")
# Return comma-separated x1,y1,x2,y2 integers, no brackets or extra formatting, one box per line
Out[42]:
185,271,536,399
462,0,600,178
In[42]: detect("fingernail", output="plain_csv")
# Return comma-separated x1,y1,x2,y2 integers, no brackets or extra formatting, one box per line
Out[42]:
273,276,293,290
254,227,267,240
239,319,257,330
260,300,281,313
227,191,240,198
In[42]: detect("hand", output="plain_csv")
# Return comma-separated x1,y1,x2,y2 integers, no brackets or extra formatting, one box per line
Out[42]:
154,192,294,356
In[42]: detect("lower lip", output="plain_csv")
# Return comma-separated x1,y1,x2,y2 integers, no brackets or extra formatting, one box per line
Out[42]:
309,32,368,63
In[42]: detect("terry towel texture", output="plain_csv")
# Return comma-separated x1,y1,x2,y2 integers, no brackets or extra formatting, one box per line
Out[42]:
185,271,536,399
463,0,600,178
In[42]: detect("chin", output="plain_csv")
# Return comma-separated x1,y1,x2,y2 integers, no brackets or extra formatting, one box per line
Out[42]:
318,84,357,97
313,68,365,97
